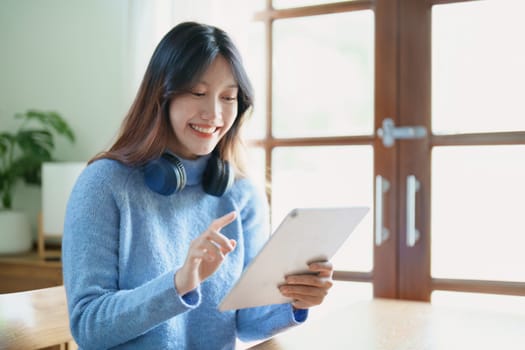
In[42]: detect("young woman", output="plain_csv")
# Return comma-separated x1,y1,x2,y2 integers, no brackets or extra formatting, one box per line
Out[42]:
62,22,333,349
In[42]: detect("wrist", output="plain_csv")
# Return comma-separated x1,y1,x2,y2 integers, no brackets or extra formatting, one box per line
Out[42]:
174,268,197,295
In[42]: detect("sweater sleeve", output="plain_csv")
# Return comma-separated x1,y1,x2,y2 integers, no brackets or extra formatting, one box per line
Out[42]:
62,162,200,349
234,180,307,341
237,303,308,342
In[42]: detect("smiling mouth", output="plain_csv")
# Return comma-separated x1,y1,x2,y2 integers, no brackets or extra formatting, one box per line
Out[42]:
190,124,218,134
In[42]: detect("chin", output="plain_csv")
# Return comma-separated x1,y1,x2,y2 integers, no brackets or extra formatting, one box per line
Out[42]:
195,147,216,156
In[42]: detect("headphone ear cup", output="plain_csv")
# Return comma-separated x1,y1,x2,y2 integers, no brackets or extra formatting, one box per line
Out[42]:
144,154,186,195
203,156,234,197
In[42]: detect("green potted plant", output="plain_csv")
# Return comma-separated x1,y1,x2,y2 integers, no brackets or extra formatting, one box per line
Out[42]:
0,110,75,254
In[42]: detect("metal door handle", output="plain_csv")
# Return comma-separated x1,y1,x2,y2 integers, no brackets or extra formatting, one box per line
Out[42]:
375,175,390,246
377,118,427,147
406,175,420,247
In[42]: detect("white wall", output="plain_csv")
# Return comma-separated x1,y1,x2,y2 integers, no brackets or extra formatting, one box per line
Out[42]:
0,0,132,234
0,0,131,160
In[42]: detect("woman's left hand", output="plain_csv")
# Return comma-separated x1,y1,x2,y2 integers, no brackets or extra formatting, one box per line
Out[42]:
279,261,334,310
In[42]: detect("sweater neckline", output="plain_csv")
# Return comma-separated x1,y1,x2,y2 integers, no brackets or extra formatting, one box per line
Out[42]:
177,153,212,186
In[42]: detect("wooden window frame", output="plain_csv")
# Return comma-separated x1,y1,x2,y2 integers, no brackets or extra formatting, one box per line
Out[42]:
252,0,525,301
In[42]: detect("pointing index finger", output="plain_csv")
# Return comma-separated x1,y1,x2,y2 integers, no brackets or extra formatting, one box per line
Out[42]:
210,211,237,231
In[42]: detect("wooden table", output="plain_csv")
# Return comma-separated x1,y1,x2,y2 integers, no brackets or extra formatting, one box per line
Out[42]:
0,286,76,350
249,298,525,350
0,252,62,293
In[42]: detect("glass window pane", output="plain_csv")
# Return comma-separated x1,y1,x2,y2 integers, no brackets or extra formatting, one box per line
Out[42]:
432,1,525,134
272,146,373,272
238,22,266,140
273,0,352,9
245,146,266,195
431,146,525,282
273,11,374,138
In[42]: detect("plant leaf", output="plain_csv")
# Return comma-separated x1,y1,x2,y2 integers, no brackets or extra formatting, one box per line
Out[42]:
10,154,47,185
0,133,15,157
1,109,75,208
23,110,75,143
16,129,54,160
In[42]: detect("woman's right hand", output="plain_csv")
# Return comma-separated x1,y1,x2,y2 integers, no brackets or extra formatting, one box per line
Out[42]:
175,211,237,295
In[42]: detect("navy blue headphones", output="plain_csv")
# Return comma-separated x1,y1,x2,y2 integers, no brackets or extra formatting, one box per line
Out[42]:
143,152,234,197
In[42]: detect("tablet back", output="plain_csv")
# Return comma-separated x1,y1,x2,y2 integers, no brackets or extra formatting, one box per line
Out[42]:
219,206,369,311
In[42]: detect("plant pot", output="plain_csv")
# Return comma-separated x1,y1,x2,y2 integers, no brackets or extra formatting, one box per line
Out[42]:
0,210,32,254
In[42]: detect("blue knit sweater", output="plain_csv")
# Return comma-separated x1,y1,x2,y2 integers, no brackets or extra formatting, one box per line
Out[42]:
62,155,307,349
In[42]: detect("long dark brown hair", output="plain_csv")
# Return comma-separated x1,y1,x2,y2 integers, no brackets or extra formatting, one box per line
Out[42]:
90,22,254,177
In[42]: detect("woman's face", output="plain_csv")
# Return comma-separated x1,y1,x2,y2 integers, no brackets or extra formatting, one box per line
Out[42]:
168,55,238,159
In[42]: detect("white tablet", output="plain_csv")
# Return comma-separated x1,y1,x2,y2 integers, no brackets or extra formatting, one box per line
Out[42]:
219,206,369,311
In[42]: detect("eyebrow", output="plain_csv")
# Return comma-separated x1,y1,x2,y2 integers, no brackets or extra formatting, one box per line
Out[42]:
195,81,238,89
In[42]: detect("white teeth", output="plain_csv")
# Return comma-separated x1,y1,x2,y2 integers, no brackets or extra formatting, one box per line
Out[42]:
191,124,216,134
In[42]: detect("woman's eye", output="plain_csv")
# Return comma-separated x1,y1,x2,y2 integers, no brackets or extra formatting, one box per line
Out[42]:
222,96,237,102
191,92,205,97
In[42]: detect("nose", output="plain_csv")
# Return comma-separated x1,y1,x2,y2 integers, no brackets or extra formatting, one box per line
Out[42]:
200,96,222,122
